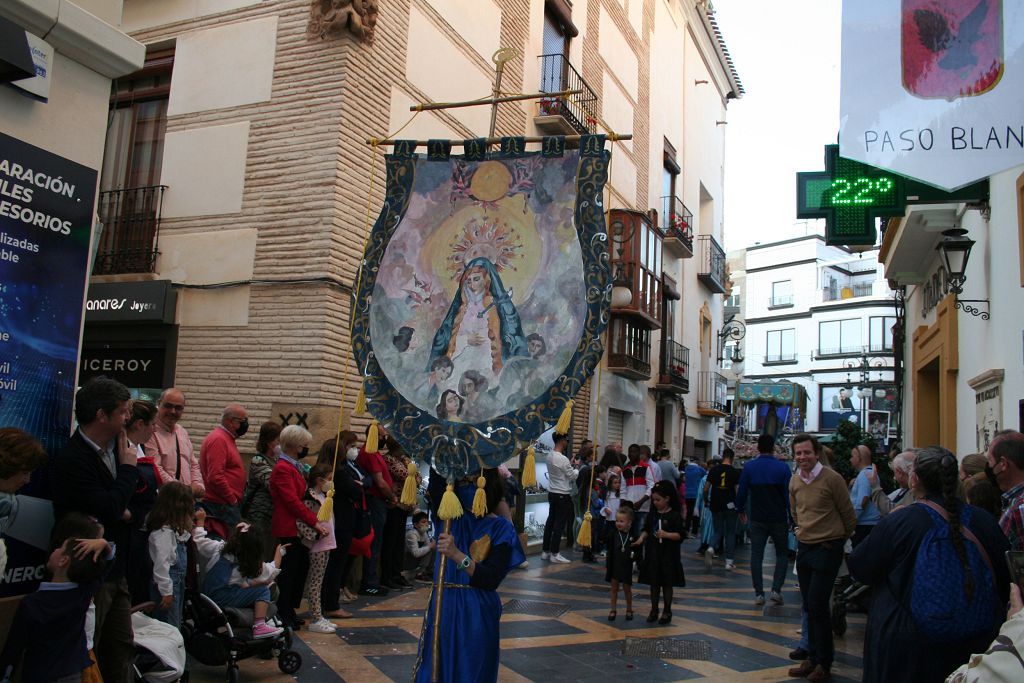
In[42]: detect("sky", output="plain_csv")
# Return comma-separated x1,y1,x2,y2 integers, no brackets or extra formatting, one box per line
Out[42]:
713,0,842,252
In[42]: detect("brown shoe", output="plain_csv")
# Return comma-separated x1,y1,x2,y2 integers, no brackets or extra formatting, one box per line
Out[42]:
787,660,815,678
806,665,830,682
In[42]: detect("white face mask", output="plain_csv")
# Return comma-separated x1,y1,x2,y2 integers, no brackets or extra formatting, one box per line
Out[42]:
346,447,359,462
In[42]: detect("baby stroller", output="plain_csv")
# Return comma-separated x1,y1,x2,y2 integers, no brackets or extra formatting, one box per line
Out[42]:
830,573,870,636
180,587,302,682
131,604,187,682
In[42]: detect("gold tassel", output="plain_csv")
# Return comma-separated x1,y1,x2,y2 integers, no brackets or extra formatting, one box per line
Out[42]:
576,510,592,547
400,460,419,507
471,474,488,518
521,446,537,487
317,487,334,522
355,384,367,414
555,399,574,434
365,420,379,453
438,483,464,520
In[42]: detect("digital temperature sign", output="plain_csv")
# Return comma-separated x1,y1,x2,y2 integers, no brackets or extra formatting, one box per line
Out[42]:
797,145,990,249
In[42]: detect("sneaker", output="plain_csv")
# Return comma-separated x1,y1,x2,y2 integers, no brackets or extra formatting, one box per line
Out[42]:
551,553,571,564
598,550,607,558
516,560,529,569
358,585,390,597
393,575,413,588
704,548,714,570
540,552,551,561
725,560,735,570
252,622,284,639
754,594,765,606
307,618,336,634
769,591,784,605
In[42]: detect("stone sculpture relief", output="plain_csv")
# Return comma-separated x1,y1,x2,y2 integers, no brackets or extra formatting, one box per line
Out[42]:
308,0,379,43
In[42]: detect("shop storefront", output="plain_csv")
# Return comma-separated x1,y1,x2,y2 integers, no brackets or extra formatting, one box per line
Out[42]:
81,279,178,401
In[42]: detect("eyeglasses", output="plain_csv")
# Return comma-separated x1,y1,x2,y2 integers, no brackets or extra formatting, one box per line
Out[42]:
227,415,247,423
162,403,185,412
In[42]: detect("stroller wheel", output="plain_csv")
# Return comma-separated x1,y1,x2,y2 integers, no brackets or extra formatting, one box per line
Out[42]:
227,665,239,683
278,650,302,675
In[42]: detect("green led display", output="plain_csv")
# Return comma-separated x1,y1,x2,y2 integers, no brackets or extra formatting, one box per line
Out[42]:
797,144,990,249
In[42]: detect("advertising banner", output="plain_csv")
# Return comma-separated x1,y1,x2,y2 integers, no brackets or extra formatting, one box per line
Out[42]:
840,0,1024,190
0,132,96,596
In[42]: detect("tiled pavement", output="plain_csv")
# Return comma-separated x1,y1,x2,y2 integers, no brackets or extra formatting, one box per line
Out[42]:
186,541,865,682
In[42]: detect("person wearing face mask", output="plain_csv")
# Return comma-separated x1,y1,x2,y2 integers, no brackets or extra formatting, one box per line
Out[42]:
242,421,283,560
986,430,1024,551
199,404,250,541
271,425,331,629
317,431,365,612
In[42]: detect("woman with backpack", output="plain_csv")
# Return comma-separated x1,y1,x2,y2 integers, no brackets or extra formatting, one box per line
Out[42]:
848,446,1011,682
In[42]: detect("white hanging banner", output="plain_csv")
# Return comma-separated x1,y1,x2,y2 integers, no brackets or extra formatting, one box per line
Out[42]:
840,0,1024,190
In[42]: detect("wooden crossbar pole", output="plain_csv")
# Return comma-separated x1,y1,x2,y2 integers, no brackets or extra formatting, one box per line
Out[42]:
409,90,585,113
365,133,632,147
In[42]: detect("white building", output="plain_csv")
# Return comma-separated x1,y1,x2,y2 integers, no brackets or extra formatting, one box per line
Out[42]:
737,234,899,440
880,167,1024,456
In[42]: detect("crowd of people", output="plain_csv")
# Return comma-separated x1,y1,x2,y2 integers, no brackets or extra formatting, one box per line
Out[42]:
0,377,444,682
2,373,1024,682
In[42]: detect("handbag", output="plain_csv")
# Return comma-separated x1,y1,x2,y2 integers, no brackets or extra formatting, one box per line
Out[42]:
352,488,373,539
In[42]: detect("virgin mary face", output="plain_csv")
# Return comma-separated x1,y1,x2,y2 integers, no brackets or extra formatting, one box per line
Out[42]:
445,391,461,416
464,269,486,295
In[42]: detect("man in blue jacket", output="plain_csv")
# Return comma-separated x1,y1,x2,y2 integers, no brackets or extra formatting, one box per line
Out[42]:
737,433,791,606
682,458,705,535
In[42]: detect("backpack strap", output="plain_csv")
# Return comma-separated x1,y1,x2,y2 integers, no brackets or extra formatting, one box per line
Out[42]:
917,499,994,574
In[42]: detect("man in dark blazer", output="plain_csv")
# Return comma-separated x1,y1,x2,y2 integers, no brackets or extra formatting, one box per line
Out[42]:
51,376,137,682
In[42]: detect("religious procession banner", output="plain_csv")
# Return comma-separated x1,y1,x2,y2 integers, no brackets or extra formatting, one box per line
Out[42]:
352,135,611,479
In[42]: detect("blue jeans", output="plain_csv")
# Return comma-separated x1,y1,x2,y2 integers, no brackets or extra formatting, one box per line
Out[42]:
749,520,790,595
363,495,389,588
150,540,187,628
711,509,739,560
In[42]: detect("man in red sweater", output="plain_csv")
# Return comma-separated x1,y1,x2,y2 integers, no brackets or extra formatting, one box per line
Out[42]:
199,404,249,538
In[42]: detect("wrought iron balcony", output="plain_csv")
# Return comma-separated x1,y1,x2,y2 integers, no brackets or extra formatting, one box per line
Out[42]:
697,370,728,417
94,185,167,275
697,234,727,294
535,53,598,136
656,339,690,393
607,318,651,381
659,196,693,258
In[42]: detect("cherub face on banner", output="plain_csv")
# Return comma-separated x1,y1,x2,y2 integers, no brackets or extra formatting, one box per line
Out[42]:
368,154,589,425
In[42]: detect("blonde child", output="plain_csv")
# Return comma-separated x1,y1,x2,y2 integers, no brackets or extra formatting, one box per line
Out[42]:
193,510,285,639
147,481,194,628
605,506,636,621
297,464,339,632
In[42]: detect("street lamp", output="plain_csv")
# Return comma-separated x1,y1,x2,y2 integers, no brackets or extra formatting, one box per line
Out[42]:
936,228,989,319
717,316,746,366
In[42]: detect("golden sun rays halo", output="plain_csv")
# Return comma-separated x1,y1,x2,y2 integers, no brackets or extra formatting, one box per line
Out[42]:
425,201,541,301
469,160,513,203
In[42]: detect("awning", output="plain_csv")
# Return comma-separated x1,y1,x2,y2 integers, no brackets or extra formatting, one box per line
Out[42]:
736,379,807,407
0,17,34,84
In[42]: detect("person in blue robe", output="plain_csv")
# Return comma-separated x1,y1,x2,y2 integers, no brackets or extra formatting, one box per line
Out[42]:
414,469,525,682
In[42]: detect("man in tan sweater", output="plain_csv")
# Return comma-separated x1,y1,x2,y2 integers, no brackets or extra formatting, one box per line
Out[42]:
788,434,856,683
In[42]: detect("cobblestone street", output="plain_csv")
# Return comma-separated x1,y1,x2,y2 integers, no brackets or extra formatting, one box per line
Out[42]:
187,541,865,682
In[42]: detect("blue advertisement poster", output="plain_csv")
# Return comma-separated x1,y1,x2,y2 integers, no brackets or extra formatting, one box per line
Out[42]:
0,131,96,596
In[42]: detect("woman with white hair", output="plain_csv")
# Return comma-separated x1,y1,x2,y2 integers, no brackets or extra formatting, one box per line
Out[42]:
866,449,918,516
270,424,330,629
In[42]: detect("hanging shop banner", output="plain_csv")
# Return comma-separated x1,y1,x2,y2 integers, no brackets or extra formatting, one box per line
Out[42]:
839,0,1024,190
0,132,97,454
352,136,611,480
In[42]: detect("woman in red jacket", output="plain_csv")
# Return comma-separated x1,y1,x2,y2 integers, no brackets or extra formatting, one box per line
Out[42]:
270,425,328,629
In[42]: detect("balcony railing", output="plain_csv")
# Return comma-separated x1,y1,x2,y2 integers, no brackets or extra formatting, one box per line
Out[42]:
768,295,793,308
697,370,728,416
697,235,727,294
607,318,651,380
765,353,798,364
815,346,870,358
657,339,690,393
536,54,598,136
822,282,874,302
610,256,662,329
94,185,167,275
659,195,693,258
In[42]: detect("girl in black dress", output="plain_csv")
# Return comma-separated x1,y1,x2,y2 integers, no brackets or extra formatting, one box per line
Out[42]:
605,505,636,621
637,480,685,624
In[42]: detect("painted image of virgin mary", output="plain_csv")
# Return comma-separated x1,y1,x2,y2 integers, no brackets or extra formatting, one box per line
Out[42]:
427,257,529,388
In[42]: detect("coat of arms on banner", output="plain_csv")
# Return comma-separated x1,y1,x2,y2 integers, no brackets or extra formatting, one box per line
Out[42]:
352,135,611,479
